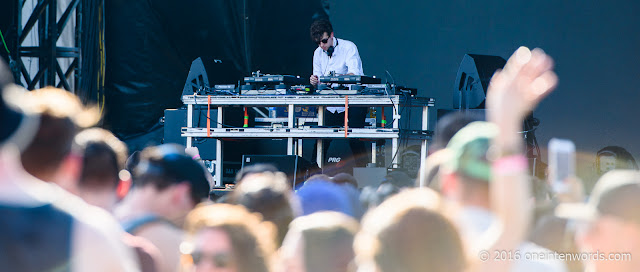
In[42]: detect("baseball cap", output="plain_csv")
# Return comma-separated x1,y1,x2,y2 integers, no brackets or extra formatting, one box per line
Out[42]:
296,181,354,217
0,59,39,150
444,121,498,182
556,170,640,224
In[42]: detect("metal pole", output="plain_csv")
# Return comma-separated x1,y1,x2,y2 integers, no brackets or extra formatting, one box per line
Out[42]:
47,0,57,87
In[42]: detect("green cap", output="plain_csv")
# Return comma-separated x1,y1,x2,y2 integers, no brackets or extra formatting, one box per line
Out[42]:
444,121,498,182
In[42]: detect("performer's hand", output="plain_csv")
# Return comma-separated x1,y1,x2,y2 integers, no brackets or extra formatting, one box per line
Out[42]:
310,75,319,86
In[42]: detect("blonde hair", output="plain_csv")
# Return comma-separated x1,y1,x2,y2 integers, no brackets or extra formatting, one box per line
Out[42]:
20,87,99,179
283,211,359,272
227,171,298,246
183,203,276,272
354,188,466,272
25,87,100,128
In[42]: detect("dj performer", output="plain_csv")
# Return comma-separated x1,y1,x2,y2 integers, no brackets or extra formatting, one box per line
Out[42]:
309,19,368,171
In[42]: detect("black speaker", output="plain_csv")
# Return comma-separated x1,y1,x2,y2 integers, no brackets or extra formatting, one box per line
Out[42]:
453,54,506,109
241,155,320,187
164,108,217,159
182,57,244,96
323,139,356,176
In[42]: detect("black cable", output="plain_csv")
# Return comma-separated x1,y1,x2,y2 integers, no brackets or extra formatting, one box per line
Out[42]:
196,101,202,127
384,91,408,127
387,143,402,169
382,71,413,129
534,134,541,158
383,70,398,115
401,92,412,149
407,93,414,148
386,92,415,168
385,70,396,87
382,70,412,168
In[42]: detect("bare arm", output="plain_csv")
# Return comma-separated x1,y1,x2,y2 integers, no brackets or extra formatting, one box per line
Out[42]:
476,47,558,272
72,206,141,272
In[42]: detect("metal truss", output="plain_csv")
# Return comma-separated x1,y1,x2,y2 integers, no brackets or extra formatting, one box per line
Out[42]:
14,0,81,90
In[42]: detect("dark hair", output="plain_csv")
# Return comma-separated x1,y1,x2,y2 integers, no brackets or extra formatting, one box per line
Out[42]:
331,173,358,188
359,183,400,211
21,114,76,180
596,146,639,175
134,144,210,203
20,87,98,180
310,173,333,181
82,143,119,186
285,212,359,272
382,170,414,189
432,111,483,151
235,163,279,183
74,128,127,189
310,19,333,43
74,128,128,190
227,171,295,247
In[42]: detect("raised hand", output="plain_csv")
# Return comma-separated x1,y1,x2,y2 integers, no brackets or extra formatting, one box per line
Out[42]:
486,47,558,129
476,47,557,272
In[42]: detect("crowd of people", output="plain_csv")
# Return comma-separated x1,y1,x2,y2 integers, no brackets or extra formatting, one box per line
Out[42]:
2,41,640,272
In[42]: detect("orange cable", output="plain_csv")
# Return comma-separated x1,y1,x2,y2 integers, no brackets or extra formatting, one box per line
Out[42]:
344,96,349,138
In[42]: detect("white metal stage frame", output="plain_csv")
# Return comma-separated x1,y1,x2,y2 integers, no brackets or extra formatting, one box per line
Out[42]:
181,94,435,186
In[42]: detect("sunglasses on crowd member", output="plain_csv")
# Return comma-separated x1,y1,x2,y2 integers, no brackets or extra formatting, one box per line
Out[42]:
316,37,330,45
191,251,233,268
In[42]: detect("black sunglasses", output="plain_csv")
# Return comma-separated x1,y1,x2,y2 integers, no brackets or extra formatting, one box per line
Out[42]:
191,251,232,268
316,37,330,45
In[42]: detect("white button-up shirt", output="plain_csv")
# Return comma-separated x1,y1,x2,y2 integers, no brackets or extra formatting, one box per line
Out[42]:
313,37,364,113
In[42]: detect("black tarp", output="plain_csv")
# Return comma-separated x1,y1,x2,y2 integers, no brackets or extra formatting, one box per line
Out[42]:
0,1,16,67
104,0,327,142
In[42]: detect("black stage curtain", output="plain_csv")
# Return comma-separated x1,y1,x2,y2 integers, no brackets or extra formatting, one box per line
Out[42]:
78,0,104,106
104,0,327,140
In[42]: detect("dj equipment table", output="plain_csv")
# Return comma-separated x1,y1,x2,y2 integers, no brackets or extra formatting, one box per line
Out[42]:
181,95,435,186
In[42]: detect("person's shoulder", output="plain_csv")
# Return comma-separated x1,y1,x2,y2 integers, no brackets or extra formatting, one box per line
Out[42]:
45,183,121,231
42,186,140,271
134,219,183,272
135,219,182,235
338,38,358,49
0,171,138,271
123,232,163,272
134,219,184,249
72,217,140,272
313,46,323,56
